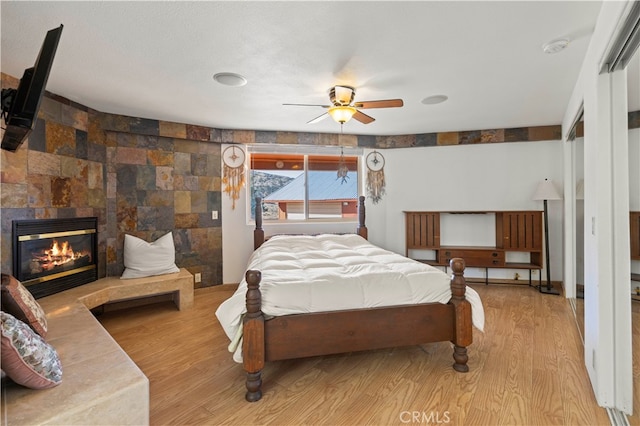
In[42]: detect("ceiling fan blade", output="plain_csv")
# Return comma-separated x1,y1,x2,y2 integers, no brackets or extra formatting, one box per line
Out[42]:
307,112,329,124
283,103,331,108
353,99,404,109
353,110,375,124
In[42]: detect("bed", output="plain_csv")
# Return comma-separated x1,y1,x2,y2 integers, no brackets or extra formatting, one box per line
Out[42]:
216,196,484,402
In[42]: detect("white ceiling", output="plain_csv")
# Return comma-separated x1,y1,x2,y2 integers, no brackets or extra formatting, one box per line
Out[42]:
2,1,636,137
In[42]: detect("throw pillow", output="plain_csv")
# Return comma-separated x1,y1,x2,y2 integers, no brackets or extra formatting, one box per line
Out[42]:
121,232,180,279
1,274,48,337
1,311,62,389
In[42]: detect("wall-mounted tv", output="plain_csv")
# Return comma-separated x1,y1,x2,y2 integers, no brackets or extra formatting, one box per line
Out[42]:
1,24,63,152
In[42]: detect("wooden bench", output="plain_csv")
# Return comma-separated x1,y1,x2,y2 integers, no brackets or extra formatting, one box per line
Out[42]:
1,269,194,425
64,268,194,312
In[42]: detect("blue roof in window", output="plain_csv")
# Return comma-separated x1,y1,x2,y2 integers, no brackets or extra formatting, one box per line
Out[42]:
264,171,358,201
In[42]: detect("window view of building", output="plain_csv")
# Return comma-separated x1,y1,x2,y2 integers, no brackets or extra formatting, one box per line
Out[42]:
249,152,359,221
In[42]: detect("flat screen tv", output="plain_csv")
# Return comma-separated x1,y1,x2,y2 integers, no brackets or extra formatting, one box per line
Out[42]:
1,24,63,152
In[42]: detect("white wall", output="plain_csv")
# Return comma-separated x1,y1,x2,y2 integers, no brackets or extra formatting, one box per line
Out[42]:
631,128,640,211
366,141,564,282
221,147,254,284
631,128,640,278
574,137,585,288
562,0,634,413
222,140,565,284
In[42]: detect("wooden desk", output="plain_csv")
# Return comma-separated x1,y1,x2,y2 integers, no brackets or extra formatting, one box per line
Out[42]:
405,211,543,285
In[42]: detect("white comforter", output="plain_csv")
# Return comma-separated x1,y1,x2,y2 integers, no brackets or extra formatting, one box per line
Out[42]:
215,234,485,362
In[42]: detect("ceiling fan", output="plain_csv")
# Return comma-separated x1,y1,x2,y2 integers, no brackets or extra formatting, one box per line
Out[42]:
284,85,403,125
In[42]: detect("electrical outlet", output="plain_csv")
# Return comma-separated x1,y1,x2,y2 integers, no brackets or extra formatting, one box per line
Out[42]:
194,273,202,283
212,211,218,220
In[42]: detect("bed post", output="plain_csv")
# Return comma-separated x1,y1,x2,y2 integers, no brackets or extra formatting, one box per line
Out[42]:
356,195,368,240
254,197,265,250
243,270,265,402
449,258,472,372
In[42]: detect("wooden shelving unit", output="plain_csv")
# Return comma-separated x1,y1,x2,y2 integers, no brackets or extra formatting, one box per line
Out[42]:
405,210,543,285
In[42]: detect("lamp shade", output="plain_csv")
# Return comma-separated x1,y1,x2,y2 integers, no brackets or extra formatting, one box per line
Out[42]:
532,178,562,201
328,106,356,124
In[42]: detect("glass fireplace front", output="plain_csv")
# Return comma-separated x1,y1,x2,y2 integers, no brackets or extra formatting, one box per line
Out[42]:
12,217,98,298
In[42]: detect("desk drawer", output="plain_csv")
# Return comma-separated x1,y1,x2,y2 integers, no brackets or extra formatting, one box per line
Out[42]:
439,248,505,267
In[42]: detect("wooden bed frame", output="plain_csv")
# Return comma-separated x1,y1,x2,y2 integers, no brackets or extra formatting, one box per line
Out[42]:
242,196,472,402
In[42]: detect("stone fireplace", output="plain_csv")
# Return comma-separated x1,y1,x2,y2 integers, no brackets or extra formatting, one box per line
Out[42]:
12,217,98,298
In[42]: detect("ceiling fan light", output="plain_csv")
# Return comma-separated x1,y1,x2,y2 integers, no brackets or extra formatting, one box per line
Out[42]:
328,106,356,124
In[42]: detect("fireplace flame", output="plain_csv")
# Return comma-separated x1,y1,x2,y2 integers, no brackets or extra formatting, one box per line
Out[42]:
49,240,73,259
31,239,90,272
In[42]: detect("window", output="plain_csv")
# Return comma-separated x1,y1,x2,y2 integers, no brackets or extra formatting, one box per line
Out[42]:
248,147,360,221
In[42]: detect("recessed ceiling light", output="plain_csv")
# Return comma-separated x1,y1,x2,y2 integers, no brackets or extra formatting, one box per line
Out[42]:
542,39,570,54
213,72,247,87
421,95,448,105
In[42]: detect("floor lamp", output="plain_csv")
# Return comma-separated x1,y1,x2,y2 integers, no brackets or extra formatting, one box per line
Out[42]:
533,179,562,295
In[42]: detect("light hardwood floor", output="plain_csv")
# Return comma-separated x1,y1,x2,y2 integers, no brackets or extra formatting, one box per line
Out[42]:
98,284,615,425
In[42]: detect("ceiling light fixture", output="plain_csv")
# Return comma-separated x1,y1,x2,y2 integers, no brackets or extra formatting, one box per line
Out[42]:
421,95,448,105
328,106,356,124
213,72,247,87
542,38,570,54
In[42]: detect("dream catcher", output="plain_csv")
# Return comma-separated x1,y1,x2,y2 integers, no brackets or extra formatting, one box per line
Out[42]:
336,147,349,184
222,145,246,210
366,150,386,204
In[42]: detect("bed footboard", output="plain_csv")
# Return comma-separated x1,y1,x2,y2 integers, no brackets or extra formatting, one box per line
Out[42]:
241,258,473,402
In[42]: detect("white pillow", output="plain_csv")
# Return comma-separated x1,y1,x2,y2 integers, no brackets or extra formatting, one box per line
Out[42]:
121,232,180,279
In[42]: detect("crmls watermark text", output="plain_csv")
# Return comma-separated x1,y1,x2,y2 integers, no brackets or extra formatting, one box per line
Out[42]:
399,411,451,424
